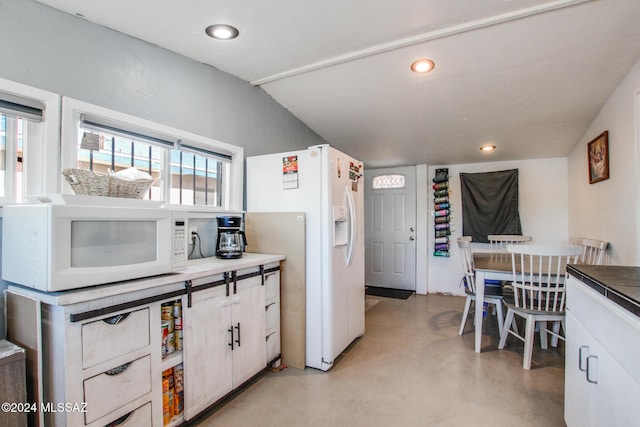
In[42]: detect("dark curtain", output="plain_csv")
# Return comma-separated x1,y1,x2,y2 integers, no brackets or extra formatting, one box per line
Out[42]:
460,169,522,243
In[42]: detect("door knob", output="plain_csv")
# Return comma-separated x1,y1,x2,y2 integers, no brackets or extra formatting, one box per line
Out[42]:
410,227,415,232
409,236,415,241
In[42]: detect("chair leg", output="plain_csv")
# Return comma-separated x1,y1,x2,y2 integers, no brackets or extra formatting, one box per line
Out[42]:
459,296,472,336
550,320,562,347
523,315,536,370
539,321,548,350
498,309,514,349
495,302,504,336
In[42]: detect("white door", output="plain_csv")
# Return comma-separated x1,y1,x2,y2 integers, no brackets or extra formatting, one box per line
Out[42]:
364,166,416,291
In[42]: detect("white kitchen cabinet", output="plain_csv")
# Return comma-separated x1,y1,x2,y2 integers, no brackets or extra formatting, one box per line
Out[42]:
182,269,266,421
5,254,282,427
6,292,160,427
565,276,640,427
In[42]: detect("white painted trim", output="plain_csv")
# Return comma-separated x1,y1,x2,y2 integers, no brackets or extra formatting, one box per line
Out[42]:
415,165,428,295
0,77,60,201
60,97,244,211
251,0,594,85
635,90,640,266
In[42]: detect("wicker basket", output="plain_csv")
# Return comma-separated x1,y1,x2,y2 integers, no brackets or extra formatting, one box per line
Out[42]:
62,169,154,199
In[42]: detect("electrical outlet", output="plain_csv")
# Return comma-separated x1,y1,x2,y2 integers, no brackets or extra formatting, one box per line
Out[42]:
189,226,197,235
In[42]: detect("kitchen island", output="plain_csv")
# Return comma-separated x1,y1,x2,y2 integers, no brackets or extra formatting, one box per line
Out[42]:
6,252,284,427
565,264,640,427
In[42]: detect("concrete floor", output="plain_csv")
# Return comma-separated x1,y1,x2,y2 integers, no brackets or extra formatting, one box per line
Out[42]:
193,294,566,427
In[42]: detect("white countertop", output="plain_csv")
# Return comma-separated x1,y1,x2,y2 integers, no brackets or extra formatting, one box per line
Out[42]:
8,252,285,308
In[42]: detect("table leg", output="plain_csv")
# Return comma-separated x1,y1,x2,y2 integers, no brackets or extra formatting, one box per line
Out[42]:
474,270,485,353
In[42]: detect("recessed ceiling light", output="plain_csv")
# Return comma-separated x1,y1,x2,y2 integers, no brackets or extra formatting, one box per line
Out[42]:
410,58,435,74
480,145,496,152
205,24,239,40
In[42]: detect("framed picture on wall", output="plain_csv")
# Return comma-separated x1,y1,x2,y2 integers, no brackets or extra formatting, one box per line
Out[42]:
588,131,609,184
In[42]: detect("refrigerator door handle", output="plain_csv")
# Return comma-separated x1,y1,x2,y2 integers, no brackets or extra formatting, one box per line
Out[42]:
345,186,356,267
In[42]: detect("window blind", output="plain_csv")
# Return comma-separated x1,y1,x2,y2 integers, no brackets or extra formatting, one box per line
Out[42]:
0,92,43,122
80,114,176,148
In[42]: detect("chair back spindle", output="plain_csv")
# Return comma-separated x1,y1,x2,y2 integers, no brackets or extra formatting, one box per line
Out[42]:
507,245,582,313
578,238,608,265
488,235,532,253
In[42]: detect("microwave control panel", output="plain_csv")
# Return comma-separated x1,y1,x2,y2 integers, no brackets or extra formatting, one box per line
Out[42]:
172,218,187,270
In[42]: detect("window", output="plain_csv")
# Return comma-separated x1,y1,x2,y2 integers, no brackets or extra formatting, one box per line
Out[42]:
372,174,406,189
0,79,60,203
62,98,243,210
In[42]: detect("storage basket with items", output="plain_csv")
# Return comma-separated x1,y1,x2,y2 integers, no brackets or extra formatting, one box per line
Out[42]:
62,168,154,199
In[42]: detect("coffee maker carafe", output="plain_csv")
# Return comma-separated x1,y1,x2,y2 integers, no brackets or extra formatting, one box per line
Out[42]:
215,216,247,259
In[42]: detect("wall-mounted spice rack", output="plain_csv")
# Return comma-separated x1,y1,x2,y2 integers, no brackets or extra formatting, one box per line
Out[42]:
433,168,450,257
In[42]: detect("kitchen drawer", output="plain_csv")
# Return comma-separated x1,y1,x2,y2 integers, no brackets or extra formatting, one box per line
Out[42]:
264,271,279,302
82,308,150,369
83,355,152,424
104,402,152,427
265,301,279,332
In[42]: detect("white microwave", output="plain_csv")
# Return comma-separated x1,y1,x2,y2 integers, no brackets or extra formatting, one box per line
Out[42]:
1,204,187,291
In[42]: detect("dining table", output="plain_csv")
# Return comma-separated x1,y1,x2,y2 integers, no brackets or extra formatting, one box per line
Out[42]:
472,251,514,353
471,250,573,353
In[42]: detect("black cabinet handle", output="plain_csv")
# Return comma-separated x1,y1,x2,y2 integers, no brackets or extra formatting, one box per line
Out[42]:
235,322,241,347
228,327,234,350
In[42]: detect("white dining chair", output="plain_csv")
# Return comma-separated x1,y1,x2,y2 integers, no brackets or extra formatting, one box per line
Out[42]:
498,244,582,369
457,237,505,336
577,238,608,265
488,235,532,253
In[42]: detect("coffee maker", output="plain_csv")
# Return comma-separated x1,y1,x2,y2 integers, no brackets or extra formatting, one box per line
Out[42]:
215,216,247,259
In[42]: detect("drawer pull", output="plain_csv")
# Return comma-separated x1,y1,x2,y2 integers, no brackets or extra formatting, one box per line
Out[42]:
105,410,134,426
578,345,589,372
105,362,132,376
102,313,131,325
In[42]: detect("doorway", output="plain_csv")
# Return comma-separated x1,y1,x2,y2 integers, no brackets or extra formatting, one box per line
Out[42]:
364,166,416,291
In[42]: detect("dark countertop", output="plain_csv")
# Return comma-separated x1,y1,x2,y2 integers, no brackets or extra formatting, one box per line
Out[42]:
567,264,640,317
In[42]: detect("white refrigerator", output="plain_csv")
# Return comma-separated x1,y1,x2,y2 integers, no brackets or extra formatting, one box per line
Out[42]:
247,144,365,371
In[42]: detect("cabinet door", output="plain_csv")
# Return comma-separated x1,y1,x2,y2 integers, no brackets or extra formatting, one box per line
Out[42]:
564,311,597,427
183,286,233,420
231,275,266,385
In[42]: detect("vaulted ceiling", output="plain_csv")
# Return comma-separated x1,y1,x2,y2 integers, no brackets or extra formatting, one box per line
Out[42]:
34,0,640,167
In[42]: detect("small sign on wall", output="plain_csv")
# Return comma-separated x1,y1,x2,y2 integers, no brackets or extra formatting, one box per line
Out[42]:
282,155,299,189
80,132,100,151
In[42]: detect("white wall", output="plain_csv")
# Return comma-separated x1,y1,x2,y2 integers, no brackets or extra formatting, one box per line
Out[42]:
426,158,568,296
567,58,640,266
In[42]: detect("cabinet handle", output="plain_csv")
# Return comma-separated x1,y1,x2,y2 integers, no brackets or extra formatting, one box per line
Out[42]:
105,362,132,376
232,270,238,294
586,355,598,384
578,345,589,372
101,313,131,325
265,302,276,311
224,272,230,297
235,322,241,347
228,327,234,350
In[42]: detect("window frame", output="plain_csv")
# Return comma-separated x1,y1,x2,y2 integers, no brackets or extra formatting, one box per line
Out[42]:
60,97,244,210
0,77,60,204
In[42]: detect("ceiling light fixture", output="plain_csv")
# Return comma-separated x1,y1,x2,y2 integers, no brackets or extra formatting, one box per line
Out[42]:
410,59,435,74
480,145,496,152
205,24,239,40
